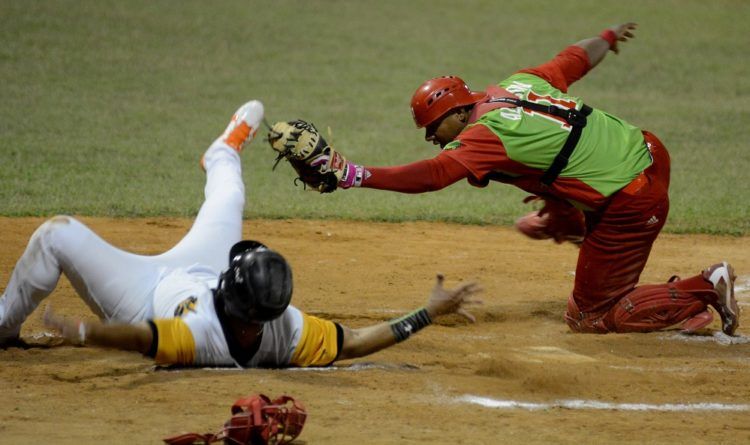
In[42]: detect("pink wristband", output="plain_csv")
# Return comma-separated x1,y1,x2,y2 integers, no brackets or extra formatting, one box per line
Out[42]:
339,163,364,189
599,29,617,49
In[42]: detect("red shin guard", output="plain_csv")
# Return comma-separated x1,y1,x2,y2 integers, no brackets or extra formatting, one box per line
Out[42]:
608,283,711,333
566,274,716,334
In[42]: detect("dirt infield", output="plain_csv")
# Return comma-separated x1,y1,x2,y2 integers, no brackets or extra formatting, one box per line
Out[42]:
1,217,749,444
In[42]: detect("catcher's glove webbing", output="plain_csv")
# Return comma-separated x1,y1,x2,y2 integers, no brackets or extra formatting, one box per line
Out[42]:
163,394,307,445
268,120,353,193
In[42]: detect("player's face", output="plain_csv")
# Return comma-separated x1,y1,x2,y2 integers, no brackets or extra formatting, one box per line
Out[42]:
424,111,466,148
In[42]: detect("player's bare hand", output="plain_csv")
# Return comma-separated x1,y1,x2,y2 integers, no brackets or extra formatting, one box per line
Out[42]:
43,306,86,346
609,22,637,54
425,274,483,322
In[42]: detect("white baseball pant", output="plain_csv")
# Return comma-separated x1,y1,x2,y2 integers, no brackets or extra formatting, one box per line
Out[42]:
0,141,244,340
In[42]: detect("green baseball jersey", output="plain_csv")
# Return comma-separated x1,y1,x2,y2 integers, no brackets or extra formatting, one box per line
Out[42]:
442,72,652,210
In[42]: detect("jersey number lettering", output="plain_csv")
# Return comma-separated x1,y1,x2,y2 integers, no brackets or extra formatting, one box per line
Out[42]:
524,91,578,130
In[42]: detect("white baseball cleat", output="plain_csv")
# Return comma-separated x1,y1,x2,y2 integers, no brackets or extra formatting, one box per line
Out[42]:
703,261,740,336
219,100,264,152
202,100,265,170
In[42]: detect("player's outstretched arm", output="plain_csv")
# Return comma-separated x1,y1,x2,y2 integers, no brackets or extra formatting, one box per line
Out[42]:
44,306,153,354
336,275,482,361
575,22,637,69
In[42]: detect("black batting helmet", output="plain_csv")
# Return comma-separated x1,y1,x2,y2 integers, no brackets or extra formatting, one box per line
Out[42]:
217,240,293,323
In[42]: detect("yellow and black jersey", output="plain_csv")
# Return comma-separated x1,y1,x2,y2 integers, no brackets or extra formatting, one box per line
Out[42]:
146,267,342,367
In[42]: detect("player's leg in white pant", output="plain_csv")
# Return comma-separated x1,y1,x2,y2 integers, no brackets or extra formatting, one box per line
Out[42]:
0,216,162,341
153,100,263,273
153,144,244,273
0,100,263,343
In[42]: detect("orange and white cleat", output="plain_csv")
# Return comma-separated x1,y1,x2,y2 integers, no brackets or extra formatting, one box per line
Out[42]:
220,100,264,152
201,100,264,170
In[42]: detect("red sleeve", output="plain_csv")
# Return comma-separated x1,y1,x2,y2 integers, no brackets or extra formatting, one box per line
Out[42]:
441,124,519,185
517,45,591,92
361,155,469,193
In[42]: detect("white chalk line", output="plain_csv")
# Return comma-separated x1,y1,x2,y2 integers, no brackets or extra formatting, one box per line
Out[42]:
154,362,413,373
286,362,418,372
608,365,697,373
735,276,749,294
457,395,750,412
662,331,750,345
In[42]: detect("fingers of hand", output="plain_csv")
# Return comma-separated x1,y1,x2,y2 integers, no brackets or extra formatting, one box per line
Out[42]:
453,283,483,306
537,206,551,217
451,281,479,297
617,22,637,39
434,274,445,288
456,308,476,323
461,282,482,295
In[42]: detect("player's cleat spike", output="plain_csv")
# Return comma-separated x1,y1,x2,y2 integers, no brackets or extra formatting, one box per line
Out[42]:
703,262,740,336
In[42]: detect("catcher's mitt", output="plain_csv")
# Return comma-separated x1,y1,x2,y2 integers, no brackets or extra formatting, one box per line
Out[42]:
268,120,350,193
163,394,307,445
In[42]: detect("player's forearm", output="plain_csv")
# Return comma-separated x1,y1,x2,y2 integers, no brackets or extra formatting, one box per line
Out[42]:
574,37,612,69
338,307,433,360
79,321,154,354
362,166,437,193
575,24,636,69
523,26,629,90
338,324,397,360
360,157,466,193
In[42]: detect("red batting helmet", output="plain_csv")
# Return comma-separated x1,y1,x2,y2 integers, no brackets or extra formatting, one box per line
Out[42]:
410,76,487,128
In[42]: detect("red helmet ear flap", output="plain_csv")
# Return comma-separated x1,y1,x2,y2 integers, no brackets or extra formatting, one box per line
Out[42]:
410,76,487,128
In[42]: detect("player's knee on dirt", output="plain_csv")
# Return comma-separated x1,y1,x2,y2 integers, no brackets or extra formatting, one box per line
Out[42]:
28,215,73,251
4,216,78,314
25,216,93,271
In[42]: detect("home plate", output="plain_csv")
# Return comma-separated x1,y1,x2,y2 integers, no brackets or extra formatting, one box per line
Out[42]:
512,346,596,364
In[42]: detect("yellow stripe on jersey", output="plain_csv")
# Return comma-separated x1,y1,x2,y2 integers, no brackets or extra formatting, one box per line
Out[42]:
152,318,196,365
290,313,339,367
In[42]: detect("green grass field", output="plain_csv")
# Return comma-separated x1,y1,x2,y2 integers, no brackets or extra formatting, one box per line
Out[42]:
1,0,748,234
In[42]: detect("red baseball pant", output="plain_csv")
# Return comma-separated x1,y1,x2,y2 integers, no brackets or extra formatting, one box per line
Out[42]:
564,132,714,333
